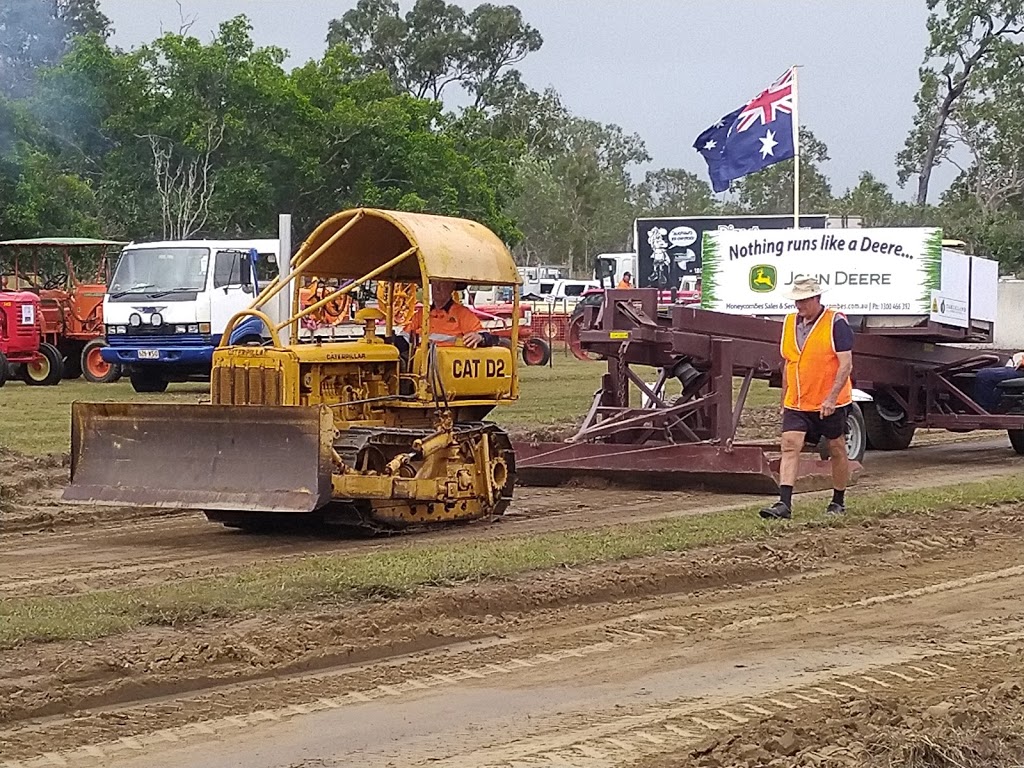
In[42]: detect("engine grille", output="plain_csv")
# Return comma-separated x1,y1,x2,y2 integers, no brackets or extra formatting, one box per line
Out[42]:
212,365,284,405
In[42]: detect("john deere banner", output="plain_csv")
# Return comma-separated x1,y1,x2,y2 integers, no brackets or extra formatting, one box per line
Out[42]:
633,214,827,289
700,227,943,315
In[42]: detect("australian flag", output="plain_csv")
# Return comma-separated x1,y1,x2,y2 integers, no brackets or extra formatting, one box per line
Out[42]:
694,68,796,193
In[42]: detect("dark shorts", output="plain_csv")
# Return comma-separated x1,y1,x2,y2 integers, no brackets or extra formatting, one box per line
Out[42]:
782,405,849,442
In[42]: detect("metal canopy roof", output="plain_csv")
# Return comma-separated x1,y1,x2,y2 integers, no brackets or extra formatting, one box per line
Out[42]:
295,208,521,285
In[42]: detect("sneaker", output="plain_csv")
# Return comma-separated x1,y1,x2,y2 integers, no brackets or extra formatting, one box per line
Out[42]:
825,501,846,516
759,500,792,520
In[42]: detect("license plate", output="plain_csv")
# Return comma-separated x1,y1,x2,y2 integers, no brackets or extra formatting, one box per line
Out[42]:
137,349,160,359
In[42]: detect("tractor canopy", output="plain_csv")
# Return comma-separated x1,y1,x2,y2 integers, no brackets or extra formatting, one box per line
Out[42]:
293,208,521,285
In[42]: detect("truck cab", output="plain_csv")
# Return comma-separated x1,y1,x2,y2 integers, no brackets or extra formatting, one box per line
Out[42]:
101,238,283,392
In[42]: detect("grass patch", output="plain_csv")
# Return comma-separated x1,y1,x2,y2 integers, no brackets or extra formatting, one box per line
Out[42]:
0,379,209,456
1,352,779,456
3,475,1024,649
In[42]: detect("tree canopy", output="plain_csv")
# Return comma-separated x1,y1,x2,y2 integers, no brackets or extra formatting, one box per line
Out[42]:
2,0,1024,274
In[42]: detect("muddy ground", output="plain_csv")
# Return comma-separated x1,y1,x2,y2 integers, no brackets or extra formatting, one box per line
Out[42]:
1,427,1023,767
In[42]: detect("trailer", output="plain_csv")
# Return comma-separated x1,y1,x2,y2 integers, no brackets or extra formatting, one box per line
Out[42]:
514,228,1017,494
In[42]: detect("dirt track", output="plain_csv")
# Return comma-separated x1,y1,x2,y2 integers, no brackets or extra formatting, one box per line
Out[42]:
2,487,1024,766
2,433,1024,766
1,432,1019,600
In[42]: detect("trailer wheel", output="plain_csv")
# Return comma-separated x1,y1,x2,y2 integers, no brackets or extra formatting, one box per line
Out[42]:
862,402,916,450
82,339,122,383
1008,430,1024,455
522,337,551,366
845,403,867,463
815,403,867,463
22,343,64,386
129,368,168,393
0,351,7,388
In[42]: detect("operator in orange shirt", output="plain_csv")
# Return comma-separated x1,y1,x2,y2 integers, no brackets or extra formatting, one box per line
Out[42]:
616,271,633,289
403,279,498,348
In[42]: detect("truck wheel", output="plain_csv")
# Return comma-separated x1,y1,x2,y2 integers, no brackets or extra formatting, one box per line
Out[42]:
82,339,122,383
0,351,7,387
1008,430,1024,455
522,337,551,366
22,343,64,386
130,368,168,393
862,402,915,450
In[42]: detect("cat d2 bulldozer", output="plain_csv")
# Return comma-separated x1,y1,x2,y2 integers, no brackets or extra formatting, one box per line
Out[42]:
63,208,521,531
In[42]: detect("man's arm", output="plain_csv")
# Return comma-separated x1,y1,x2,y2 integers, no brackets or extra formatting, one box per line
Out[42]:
823,350,853,403
457,305,499,348
780,366,787,414
821,315,855,416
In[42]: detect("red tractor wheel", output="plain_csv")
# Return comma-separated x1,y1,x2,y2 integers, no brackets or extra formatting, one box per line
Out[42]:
567,313,602,362
521,337,551,366
82,339,122,383
21,342,64,386
0,351,8,388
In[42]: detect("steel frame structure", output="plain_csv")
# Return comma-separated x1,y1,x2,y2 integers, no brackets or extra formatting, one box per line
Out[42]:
513,289,1024,493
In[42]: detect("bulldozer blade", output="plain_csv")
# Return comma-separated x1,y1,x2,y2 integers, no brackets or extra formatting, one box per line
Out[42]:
63,402,334,513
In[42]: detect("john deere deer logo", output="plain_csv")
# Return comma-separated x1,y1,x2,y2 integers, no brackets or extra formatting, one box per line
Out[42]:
749,265,777,293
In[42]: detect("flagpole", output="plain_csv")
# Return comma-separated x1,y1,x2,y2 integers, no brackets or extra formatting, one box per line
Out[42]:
791,64,800,229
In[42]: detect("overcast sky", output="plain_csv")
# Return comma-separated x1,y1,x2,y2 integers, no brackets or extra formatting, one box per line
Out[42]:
98,1,952,203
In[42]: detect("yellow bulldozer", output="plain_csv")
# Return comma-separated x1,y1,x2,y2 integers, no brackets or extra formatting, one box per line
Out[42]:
63,208,521,532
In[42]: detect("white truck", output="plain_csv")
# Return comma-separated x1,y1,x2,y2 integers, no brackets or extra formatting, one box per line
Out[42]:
100,238,286,392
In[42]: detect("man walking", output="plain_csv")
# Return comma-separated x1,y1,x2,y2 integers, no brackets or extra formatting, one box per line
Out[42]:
760,276,854,520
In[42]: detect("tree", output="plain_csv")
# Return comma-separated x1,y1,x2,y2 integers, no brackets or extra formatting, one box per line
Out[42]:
326,0,541,107
509,117,649,272
462,3,542,107
734,127,833,214
634,169,717,217
898,0,1024,205
835,172,897,226
0,97,98,241
34,15,526,243
943,53,1024,216
0,0,110,99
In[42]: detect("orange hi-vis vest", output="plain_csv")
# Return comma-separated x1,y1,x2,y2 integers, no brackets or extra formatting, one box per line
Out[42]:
781,308,853,412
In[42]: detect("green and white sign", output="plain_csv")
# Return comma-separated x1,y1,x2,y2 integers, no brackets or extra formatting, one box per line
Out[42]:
700,227,943,316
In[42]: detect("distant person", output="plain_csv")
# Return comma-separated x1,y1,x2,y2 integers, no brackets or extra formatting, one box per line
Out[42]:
761,276,854,521
616,272,633,289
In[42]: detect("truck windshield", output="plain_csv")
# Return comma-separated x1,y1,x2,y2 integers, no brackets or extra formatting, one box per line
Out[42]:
109,247,209,295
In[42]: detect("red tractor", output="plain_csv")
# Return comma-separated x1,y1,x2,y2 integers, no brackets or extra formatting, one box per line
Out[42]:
0,290,62,386
0,237,126,383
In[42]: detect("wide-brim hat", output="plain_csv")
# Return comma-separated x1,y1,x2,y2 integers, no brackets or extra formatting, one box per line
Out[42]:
782,276,825,301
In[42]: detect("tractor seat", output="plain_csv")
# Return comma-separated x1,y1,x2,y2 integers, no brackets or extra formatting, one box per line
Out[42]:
994,377,1024,391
